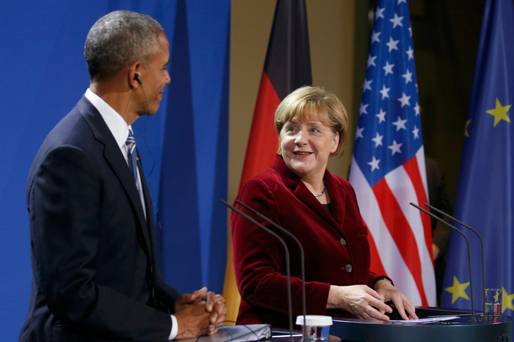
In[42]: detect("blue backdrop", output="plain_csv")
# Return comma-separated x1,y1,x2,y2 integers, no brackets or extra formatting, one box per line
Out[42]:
0,1,229,340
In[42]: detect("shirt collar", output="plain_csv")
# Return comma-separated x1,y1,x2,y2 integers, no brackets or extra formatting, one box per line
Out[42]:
85,88,131,152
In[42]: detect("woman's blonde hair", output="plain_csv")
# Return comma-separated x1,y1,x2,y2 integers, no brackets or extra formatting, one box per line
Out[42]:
274,86,349,155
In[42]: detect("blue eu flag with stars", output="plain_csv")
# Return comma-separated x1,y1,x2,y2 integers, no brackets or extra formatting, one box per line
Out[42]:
442,0,514,317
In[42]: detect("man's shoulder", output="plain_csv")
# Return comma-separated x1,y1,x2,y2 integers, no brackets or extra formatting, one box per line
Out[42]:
27,98,102,184
44,97,101,150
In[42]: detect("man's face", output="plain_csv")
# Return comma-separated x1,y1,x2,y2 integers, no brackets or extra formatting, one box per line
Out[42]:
136,32,171,115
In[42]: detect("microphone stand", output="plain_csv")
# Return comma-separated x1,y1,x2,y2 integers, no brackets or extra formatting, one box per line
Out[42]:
410,202,476,316
424,203,486,315
220,199,294,340
235,200,307,339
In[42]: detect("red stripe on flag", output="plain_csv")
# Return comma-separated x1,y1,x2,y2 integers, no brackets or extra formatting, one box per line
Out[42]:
367,233,387,276
239,72,281,187
404,157,433,260
372,179,429,305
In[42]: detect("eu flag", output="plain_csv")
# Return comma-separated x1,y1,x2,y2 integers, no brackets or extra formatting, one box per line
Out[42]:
442,0,514,317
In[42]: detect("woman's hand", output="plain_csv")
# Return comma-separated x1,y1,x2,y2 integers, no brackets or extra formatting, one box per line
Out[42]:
327,285,392,321
374,279,418,320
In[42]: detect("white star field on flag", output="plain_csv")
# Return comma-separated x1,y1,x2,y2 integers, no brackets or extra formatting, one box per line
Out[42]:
353,0,423,185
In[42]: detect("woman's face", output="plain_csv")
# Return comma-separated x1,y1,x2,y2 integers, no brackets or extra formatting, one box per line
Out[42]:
279,111,339,181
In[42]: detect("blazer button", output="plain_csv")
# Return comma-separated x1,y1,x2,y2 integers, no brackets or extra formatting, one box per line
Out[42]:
339,237,347,246
345,264,353,273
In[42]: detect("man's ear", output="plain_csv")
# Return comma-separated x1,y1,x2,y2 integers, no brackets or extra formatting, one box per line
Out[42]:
128,62,142,89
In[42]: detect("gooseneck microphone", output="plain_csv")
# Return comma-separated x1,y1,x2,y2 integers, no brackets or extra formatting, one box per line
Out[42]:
219,199,295,340
424,203,486,314
235,199,307,338
409,202,476,316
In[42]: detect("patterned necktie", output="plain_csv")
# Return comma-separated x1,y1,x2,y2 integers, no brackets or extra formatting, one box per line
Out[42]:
125,129,138,182
125,129,147,217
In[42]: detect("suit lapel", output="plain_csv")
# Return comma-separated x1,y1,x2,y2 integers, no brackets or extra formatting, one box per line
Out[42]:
323,172,347,230
77,97,153,255
138,156,157,258
139,158,154,227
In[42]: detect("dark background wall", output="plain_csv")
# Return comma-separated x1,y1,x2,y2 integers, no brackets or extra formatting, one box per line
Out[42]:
413,0,483,202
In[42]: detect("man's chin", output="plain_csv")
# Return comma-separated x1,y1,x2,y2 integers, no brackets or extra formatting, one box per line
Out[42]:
138,107,160,117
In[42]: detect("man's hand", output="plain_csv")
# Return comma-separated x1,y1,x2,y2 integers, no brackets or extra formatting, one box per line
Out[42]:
174,287,227,338
205,292,227,335
175,287,208,308
175,299,211,340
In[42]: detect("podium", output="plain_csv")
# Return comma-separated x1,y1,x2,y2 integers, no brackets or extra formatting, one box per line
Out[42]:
330,307,512,342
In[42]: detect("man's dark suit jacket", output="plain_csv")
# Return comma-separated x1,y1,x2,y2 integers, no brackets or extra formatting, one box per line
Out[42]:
19,97,179,341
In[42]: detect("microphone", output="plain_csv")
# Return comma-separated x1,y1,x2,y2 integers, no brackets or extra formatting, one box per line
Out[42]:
424,203,486,315
235,200,307,338
409,202,476,316
219,199,295,340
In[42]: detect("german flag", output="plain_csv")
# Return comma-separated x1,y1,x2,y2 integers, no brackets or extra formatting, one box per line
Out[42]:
223,0,312,322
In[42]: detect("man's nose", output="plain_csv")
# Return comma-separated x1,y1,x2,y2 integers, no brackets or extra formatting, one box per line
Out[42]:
165,70,171,85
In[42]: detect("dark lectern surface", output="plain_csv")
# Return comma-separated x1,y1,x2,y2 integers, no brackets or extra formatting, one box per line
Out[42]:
330,307,512,342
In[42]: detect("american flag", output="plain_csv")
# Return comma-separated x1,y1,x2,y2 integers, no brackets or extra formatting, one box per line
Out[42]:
349,0,436,306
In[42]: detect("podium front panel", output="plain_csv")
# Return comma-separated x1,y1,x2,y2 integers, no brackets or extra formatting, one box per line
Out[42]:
330,309,512,342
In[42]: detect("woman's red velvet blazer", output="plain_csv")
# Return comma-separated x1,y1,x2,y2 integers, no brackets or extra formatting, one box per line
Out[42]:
232,156,383,328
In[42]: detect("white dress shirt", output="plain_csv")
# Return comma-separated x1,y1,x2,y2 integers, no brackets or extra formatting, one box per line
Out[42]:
84,89,146,216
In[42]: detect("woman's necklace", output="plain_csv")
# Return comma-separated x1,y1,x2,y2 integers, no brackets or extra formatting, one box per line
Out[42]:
312,187,326,198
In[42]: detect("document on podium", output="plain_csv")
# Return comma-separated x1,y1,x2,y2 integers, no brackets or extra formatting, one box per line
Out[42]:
181,324,272,341
389,315,460,324
334,315,459,325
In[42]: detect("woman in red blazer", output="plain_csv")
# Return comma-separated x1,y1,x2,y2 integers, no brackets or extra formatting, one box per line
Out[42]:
232,86,418,328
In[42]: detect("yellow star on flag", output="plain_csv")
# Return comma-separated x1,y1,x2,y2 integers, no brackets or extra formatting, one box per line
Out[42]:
502,287,514,313
445,276,470,304
486,98,511,127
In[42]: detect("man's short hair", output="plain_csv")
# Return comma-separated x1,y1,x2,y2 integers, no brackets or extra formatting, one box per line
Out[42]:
84,10,164,81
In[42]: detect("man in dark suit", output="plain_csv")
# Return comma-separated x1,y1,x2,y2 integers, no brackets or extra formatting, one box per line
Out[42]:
19,10,225,341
